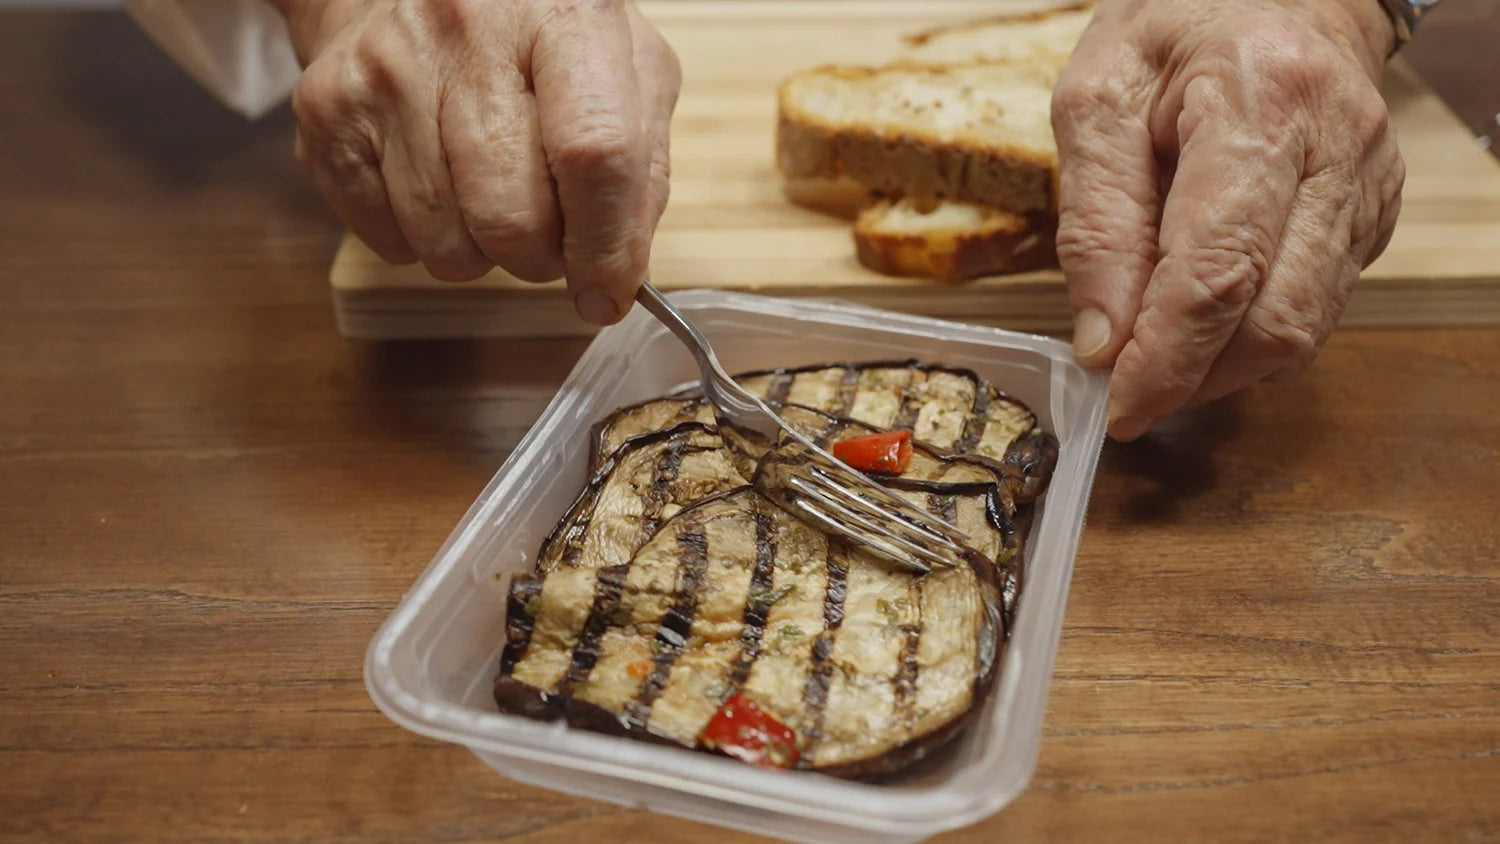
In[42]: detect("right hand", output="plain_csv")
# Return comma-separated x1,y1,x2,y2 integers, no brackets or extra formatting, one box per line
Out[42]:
278,0,681,325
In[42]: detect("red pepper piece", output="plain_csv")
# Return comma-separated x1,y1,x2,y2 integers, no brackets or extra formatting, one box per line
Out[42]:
698,692,801,768
832,429,913,474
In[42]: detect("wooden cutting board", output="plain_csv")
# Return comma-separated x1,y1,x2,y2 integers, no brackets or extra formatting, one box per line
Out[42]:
329,0,1500,340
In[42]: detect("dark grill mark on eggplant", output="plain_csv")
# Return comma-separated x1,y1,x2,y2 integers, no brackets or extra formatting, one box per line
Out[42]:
627,524,710,725
833,367,861,415
766,372,794,403
499,573,544,673
890,494,950,726
823,538,849,631
930,491,958,527
552,421,718,568
637,432,689,542
728,509,778,687
892,372,927,430
892,621,922,725
953,383,992,453
556,565,629,697
801,538,849,743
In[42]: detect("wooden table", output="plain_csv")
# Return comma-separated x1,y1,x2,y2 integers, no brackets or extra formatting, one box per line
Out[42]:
2,6,1496,842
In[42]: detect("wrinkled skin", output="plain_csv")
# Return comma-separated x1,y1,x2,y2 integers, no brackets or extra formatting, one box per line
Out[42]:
1052,0,1404,441
272,0,680,325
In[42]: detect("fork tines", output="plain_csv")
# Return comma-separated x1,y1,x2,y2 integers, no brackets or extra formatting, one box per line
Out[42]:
755,448,973,575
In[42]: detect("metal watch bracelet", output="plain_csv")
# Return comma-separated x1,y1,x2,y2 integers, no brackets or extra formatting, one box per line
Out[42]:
1377,0,1444,48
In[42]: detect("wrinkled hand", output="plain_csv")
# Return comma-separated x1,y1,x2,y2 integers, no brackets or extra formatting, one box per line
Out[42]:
276,0,680,325
1052,0,1404,441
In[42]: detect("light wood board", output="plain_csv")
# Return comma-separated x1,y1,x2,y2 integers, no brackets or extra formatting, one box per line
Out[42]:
329,0,1500,339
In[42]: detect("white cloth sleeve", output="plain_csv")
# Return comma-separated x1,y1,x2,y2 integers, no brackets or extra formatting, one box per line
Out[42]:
122,0,302,120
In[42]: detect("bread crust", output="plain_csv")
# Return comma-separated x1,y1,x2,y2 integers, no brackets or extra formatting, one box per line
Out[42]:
853,199,1058,283
775,64,1058,215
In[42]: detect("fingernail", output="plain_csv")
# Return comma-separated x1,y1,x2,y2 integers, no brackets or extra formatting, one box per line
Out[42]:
574,289,621,326
1072,308,1112,361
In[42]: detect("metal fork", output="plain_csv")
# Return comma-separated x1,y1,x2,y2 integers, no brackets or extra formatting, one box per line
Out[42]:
633,281,972,574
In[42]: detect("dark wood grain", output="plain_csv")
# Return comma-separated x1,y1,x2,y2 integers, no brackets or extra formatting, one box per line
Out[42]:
2,6,1497,843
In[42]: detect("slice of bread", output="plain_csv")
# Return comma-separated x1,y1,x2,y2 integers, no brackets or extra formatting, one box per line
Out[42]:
776,61,1060,215
853,197,1057,282
900,3,1094,67
775,3,1095,281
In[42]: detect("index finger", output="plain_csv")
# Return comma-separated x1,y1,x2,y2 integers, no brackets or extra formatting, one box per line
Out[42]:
531,3,651,326
1106,72,1302,440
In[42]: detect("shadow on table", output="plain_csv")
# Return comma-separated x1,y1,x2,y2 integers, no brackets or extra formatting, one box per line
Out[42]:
1095,377,1330,524
345,336,589,465
48,11,293,186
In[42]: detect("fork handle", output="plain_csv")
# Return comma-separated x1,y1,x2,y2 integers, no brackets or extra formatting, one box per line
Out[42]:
635,280,721,375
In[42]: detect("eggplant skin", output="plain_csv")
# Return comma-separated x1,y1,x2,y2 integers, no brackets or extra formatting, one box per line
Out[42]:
495,360,1055,781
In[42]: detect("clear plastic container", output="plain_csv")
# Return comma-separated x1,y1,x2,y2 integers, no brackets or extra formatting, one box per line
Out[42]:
363,290,1109,843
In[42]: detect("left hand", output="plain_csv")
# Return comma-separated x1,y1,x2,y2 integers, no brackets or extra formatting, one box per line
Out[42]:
1051,0,1406,441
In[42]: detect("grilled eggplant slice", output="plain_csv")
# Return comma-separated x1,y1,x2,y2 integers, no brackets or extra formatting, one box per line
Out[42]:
496,359,1055,780
497,483,1008,778
597,360,1059,506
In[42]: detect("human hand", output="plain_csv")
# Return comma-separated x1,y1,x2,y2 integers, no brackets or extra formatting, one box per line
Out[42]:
1051,0,1404,441
274,0,680,325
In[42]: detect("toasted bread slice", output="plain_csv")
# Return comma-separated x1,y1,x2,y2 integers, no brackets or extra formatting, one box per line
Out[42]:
853,197,1057,282
901,3,1094,66
776,62,1059,215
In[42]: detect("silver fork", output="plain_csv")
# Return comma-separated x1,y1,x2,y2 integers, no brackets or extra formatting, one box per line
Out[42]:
634,281,972,574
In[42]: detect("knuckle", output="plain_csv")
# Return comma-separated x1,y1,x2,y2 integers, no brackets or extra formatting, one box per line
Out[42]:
414,0,473,38
1050,75,1110,125
1055,212,1157,273
661,44,683,89
1180,245,1263,313
552,123,638,180
291,65,342,131
352,37,402,99
1378,157,1407,226
467,207,553,251
649,143,672,190
1354,94,1391,144
404,177,446,217
1237,18,1334,87
1331,77,1395,155
1242,302,1321,367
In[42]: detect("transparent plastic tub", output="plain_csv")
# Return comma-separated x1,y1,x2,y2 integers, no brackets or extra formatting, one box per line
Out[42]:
363,290,1109,843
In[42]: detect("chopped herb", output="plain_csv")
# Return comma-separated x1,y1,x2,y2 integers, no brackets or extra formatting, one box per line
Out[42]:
749,583,798,608
777,623,805,641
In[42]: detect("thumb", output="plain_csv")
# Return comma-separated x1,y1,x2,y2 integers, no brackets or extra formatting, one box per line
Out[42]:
1051,75,1161,368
